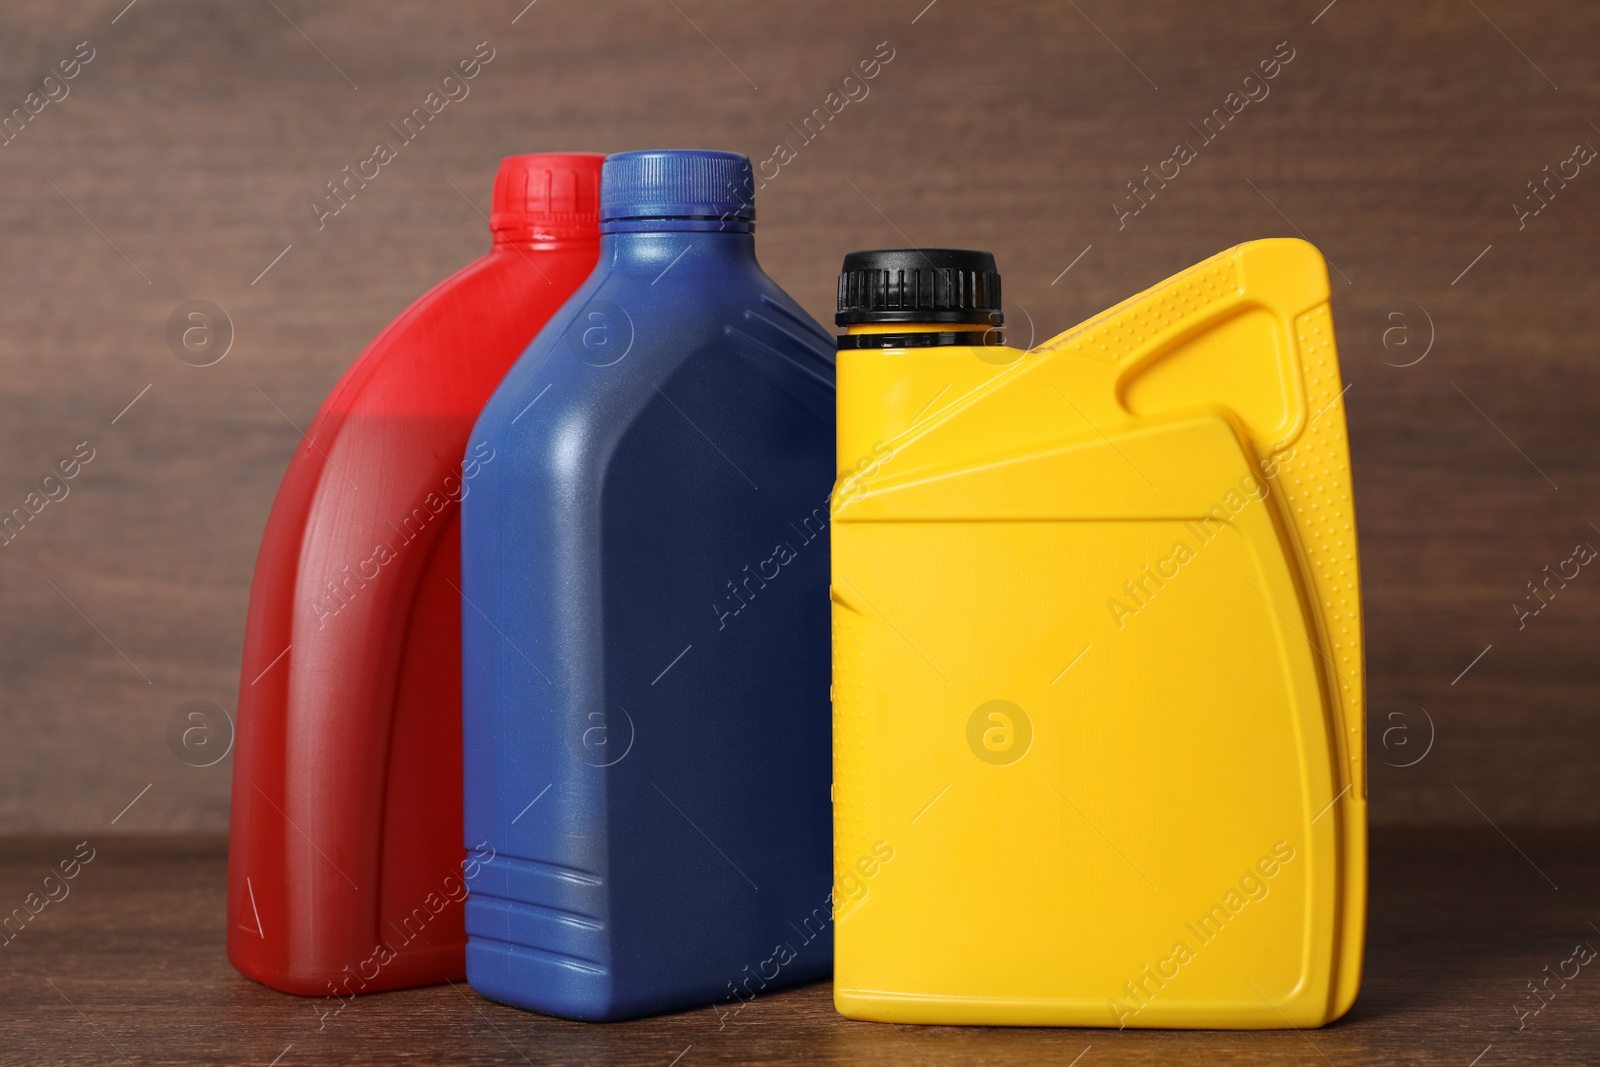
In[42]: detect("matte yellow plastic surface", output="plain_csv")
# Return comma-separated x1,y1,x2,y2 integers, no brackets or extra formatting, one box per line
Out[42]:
830,239,1364,1028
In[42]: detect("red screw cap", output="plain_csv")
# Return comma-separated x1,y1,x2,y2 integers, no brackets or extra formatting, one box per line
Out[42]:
490,153,604,242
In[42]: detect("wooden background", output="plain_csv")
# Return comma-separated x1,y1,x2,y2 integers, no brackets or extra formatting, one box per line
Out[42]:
0,0,1596,835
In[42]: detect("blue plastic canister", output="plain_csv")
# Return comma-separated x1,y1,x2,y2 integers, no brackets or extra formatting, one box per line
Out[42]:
460,150,837,1021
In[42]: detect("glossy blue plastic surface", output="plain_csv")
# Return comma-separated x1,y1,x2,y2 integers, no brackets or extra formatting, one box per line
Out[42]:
460,221,837,1021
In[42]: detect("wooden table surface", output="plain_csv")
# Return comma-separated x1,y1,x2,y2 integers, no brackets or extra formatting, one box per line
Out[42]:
1,828,1594,1066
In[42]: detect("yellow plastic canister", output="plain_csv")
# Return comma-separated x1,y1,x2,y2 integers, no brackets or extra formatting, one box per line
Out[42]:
831,238,1364,1028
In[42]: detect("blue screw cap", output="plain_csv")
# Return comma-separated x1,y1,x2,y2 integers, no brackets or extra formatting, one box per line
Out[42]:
600,150,756,232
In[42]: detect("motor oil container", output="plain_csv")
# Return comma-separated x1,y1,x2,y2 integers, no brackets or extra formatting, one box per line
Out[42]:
830,240,1364,1028
228,153,605,996
460,150,837,1021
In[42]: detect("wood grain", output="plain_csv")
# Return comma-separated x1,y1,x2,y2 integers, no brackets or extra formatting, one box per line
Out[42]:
2,829,1595,1065
0,0,1596,833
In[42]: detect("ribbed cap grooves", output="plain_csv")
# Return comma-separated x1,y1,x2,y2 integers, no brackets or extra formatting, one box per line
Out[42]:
600,150,756,224
490,153,604,241
836,249,1003,326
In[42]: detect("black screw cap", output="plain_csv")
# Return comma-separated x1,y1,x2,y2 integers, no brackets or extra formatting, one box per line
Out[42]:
836,248,1002,327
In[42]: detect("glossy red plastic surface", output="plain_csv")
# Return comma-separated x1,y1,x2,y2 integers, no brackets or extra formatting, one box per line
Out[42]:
227,154,603,997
